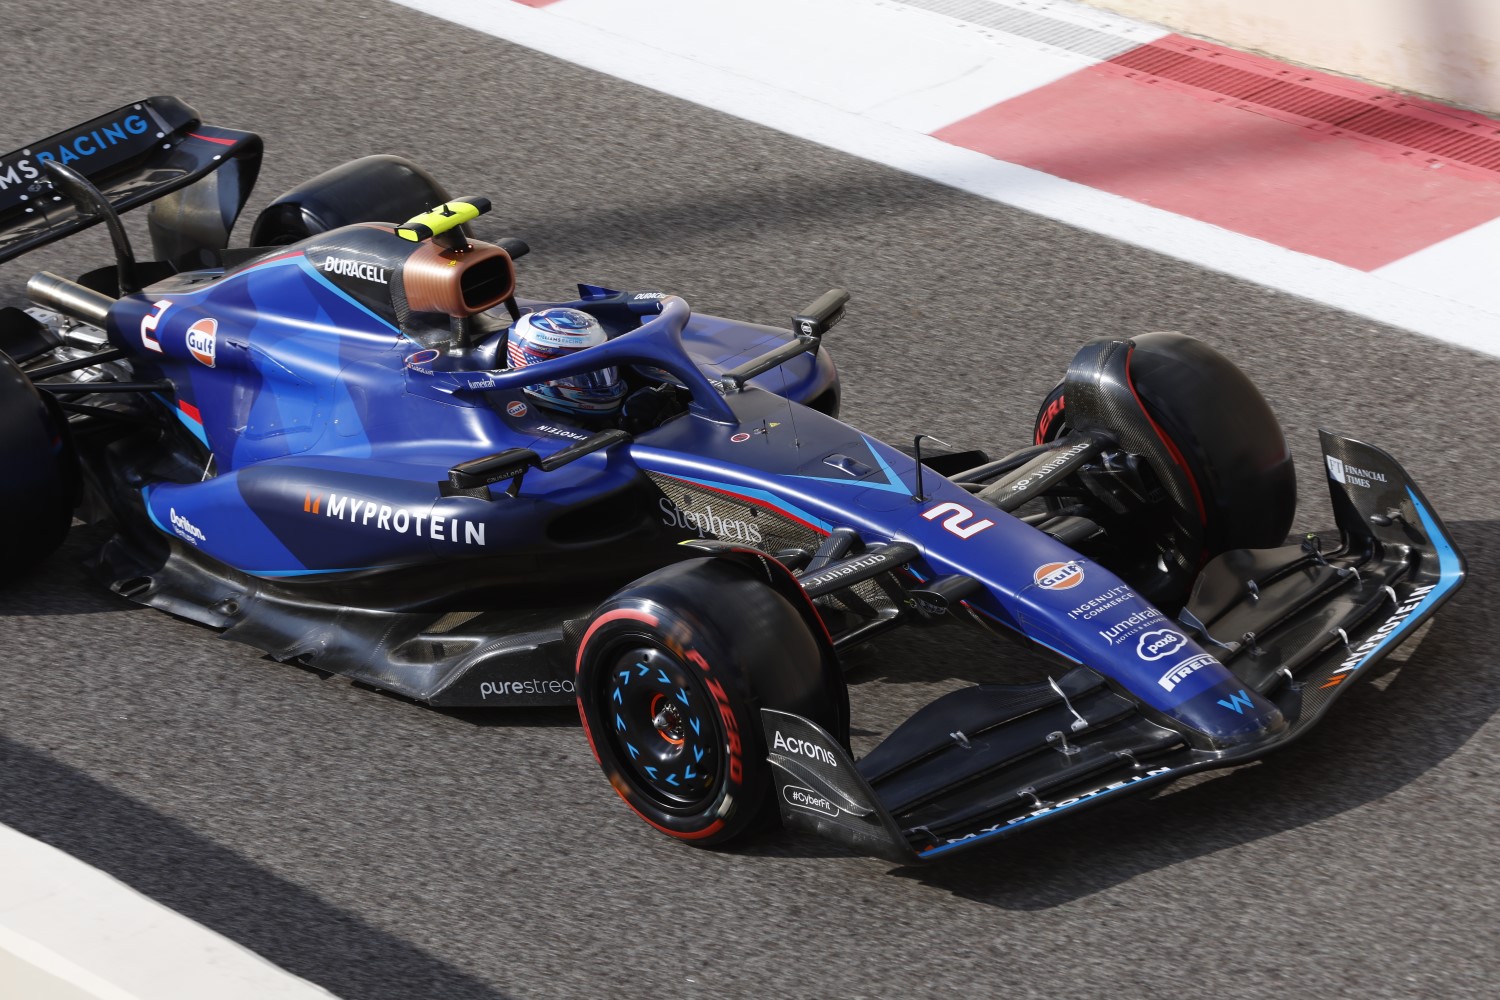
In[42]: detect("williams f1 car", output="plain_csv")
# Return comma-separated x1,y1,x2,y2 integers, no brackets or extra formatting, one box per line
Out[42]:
0,99,1466,861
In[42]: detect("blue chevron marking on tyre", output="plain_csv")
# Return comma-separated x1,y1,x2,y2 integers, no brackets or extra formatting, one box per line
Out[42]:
689,717,700,736
694,746,705,763
657,668,671,685
665,772,679,786
626,742,639,759
615,712,626,731
612,686,622,703
675,689,689,706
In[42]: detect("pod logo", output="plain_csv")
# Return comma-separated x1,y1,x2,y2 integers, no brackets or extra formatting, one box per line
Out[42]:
186,318,217,368
1033,561,1084,591
1137,629,1186,661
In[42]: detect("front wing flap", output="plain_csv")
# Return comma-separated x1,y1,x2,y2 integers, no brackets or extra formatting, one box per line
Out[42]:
761,431,1466,861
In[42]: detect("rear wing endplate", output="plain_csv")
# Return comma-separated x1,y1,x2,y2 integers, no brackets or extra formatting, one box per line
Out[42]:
0,96,262,268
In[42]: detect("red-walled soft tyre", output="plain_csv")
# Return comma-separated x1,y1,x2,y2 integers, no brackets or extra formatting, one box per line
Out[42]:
1033,333,1296,559
576,558,836,847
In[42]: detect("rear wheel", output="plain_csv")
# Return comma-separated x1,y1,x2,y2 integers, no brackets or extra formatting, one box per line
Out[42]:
576,558,837,846
0,350,77,576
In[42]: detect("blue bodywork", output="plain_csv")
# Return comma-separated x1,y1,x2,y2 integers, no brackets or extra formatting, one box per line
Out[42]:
104,239,1284,748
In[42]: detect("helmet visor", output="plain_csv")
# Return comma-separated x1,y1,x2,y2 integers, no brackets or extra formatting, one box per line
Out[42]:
562,366,620,392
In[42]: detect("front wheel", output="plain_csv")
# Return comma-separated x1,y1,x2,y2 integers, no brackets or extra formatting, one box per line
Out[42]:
575,558,837,846
1032,333,1296,611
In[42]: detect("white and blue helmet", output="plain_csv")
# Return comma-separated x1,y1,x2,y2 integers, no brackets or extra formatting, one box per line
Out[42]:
506,308,626,414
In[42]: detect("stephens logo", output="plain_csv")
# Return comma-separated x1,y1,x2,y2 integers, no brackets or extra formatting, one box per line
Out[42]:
772,731,837,767
1034,561,1085,591
1158,653,1216,692
322,256,388,284
1136,629,1187,661
659,497,763,543
185,317,217,368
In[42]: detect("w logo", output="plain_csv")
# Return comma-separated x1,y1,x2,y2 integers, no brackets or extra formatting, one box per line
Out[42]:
1217,689,1254,715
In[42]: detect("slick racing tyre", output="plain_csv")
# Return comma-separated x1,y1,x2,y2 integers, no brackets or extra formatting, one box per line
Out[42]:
1033,333,1296,562
576,558,837,846
0,350,78,575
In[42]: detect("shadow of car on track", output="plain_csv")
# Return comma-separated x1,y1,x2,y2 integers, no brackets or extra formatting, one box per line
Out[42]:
6,516,1494,904
0,523,144,617
0,736,518,1000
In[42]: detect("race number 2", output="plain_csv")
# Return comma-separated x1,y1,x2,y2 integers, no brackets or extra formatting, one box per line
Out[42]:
922,501,994,539
140,299,172,353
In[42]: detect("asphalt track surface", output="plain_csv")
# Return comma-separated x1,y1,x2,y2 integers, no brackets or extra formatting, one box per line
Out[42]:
1,2,1496,998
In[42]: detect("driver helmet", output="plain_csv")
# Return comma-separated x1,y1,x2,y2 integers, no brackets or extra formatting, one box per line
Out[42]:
506,308,626,414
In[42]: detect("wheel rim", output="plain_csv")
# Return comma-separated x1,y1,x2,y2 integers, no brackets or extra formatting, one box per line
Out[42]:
602,642,722,811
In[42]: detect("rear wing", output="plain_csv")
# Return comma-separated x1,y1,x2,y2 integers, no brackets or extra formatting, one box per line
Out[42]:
0,96,262,268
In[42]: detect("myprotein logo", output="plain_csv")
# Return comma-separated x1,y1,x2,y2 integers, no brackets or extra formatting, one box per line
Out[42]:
322,256,388,284
1136,629,1187,661
480,679,575,699
1033,561,1085,591
185,317,217,368
302,491,487,546
772,731,837,767
659,497,763,544
1158,653,1216,692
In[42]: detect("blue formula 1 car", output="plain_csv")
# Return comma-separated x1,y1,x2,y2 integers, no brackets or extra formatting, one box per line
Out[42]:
1,98,1467,861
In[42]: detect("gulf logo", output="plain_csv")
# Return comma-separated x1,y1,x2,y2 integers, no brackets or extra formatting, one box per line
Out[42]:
186,318,217,368
1033,561,1085,591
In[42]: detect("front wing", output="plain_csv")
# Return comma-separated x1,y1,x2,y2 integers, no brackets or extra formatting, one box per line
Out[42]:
760,430,1465,862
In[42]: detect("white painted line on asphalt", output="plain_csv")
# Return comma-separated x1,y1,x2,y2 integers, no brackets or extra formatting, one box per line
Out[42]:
392,0,1500,358
0,822,339,1000
1375,218,1500,318
0,924,140,1000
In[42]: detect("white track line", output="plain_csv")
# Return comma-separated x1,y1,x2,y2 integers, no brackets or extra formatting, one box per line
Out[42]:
392,0,1500,359
0,822,338,1000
